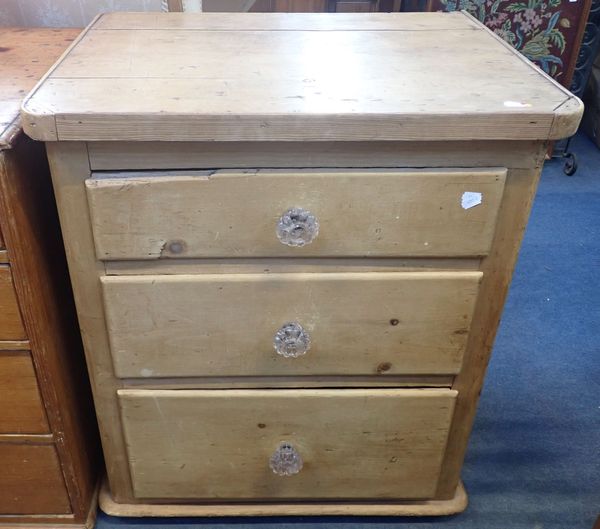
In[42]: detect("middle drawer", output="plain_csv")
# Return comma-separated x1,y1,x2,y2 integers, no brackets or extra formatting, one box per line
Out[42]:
101,271,481,378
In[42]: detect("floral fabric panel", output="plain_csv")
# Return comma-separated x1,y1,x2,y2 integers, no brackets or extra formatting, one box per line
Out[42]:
429,0,589,83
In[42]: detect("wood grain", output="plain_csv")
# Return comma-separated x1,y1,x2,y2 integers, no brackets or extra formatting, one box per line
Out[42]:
105,257,481,275
437,168,545,498
0,133,99,521
0,351,48,434
0,28,79,149
335,1,377,12
0,443,71,514
119,375,454,388
0,266,26,340
86,169,506,259
46,142,133,502
47,139,545,508
102,271,481,378
99,478,468,516
92,11,479,30
118,388,456,500
21,13,581,142
0,28,99,523
87,140,546,171
0,340,30,351
250,0,329,11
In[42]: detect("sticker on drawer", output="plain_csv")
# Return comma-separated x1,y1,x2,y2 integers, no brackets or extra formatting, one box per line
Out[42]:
461,192,482,210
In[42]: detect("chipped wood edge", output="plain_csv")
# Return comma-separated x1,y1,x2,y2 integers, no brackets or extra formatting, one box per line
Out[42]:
459,10,583,140
99,477,467,517
20,16,102,142
550,96,585,140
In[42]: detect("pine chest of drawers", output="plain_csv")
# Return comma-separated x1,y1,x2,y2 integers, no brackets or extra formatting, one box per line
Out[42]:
22,11,582,517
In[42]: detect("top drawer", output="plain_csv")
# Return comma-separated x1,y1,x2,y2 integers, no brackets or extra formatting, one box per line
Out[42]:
86,168,506,260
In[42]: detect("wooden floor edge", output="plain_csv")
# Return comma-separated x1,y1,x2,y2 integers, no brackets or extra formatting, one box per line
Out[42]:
98,480,467,517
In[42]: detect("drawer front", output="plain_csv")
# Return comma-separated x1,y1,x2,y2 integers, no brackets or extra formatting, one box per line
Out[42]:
0,444,71,514
0,266,26,340
102,271,481,378
0,352,48,433
119,388,457,500
86,169,506,259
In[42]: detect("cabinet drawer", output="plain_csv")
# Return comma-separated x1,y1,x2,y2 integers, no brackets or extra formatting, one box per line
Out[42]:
0,352,48,433
102,271,481,378
0,266,26,340
119,388,456,500
86,168,506,259
0,443,71,514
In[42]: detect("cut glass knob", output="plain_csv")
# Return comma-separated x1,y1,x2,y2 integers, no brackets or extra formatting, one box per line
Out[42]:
276,207,319,247
269,442,303,476
273,322,311,358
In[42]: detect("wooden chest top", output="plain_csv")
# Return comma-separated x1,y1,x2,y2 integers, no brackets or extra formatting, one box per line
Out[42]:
21,12,582,142
0,28,79,149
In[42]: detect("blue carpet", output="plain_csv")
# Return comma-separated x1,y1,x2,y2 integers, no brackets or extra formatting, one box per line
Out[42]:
96,133,600,529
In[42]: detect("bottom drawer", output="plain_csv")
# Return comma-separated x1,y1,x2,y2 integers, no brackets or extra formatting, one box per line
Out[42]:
0,443,71,514
119,388,457,501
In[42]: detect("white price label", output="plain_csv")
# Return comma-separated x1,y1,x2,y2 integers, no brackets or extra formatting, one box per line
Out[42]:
461,192,482,210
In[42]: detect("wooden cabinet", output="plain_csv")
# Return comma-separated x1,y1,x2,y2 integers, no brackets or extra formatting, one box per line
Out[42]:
21,12,582,517
0,28,100,528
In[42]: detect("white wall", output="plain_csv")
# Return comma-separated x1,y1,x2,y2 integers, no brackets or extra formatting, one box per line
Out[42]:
0,0,162,27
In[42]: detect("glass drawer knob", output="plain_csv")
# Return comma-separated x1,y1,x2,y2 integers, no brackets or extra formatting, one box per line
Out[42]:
276,207,319,247
273,322,311,358
269,442,303,476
